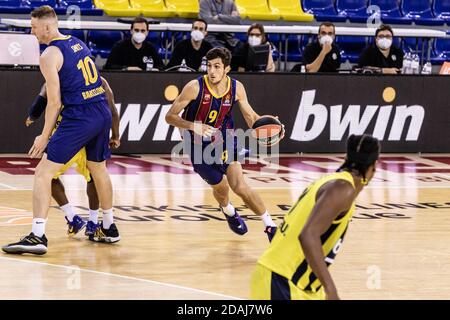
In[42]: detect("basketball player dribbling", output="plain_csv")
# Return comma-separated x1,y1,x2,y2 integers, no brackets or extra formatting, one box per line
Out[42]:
3,6,119,255
250,134,380,300
166,47,281,241
25,77,120,240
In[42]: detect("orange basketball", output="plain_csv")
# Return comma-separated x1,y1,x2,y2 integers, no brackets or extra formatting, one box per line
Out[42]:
252,115,285,147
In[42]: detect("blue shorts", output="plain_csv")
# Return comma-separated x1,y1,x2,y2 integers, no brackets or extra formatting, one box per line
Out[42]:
47,101,112,164
186,134,244,186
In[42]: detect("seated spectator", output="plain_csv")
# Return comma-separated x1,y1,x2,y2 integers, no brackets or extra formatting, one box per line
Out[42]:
104,16,164,71
199,0,241,52
297,22,341,73
166,19,213,71
358,24,403,74
231,23,275,72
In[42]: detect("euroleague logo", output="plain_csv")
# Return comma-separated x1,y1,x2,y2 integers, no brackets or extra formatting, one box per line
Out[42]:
8,42,22,57
0,206,32,226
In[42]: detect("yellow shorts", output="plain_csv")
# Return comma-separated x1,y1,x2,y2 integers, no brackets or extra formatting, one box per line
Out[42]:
53,148,91,182
250,263,326,300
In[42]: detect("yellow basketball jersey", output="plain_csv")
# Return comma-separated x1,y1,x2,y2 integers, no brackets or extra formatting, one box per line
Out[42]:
258,171,356,293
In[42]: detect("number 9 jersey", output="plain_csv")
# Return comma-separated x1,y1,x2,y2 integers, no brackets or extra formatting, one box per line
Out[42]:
49,35,105,106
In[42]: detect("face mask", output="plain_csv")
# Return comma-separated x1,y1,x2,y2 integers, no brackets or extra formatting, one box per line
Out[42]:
191,30,205,42
132,32,146,44
377,38,392,50
319,35,333,46
248,36,262,46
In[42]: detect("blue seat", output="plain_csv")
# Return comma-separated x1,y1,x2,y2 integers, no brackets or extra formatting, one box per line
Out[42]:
57,0,103,15
430,38,450,64
87,30,123,58
0,0,30,13
284,34,303,61
336,0,369,22
302,0,347,22
337,36,367,63
369,0,413,24
433,0,450,22
402,0,443,25
60,28,86,42
402,37,427,54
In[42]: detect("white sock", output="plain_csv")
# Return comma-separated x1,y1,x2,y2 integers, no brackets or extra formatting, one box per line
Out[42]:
102,208,114,229
261,211,277,227
32,218,46,237
221,202,235,217
60,203,76,222
89,209,99,224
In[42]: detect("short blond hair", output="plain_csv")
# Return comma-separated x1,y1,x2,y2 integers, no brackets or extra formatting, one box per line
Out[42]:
31,5,56,19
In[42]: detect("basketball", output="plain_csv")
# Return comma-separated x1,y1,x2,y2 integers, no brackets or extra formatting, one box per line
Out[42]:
252,115,285,147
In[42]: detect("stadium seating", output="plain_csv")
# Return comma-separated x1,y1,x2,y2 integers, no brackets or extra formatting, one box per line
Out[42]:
0,0,30,13
93,0,140,16
87,30,123,58
336,0,369,22
368,0,413,24
60,28,86,42
402,0,443,25
337,35,367,62
431,38,450,63
268,0,314,21
302,0,347,21
235,0,280,20
129,0,175,18
165,0,198,18
434,0,450,23
57,0,103,16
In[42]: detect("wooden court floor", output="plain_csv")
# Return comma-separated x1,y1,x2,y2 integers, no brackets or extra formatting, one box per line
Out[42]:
0,153,449,300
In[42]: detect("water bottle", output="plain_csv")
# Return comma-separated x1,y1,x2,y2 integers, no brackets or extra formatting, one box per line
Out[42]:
146,57,154,71
421,62,432,75
300,65,306,73
411,54,420,74
199,56,207,72
402,52,412,74
179,59,189,72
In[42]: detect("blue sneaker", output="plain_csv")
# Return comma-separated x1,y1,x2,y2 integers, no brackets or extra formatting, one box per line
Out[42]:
264,226,277,242
223,211,248,235
66,215,86,236
85,221,99,239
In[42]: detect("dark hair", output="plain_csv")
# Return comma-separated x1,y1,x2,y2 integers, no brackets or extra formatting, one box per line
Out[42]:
131,16,149,31
318,22,335,35
247,23,267,43
31,5,56,19
375,24,393,37
193,18,208,31
205,47,232,67
338,134,380,179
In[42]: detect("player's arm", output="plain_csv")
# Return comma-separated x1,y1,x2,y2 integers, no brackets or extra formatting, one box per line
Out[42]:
235,80,260,128
29,47,63,158
26,84,47,126
298,179,355,300
165,80,215,137
100,77,120,149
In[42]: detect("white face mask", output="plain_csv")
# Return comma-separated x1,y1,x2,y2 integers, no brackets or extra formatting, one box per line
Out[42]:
132,32,146,44
377,38,392,50
319,35,333,46
248,36,262,46
191,30,205,42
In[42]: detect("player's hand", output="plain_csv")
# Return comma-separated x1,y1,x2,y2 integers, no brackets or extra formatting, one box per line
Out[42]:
28,135,48,159
109,137,121,149
25,117,34,127
192,123,217,138
322,42,332,55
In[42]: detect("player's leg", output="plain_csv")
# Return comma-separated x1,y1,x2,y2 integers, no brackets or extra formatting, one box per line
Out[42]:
226,162,277,241
85,176,100,238
2,154,64,255
53,151,89,235
84,101,118,243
